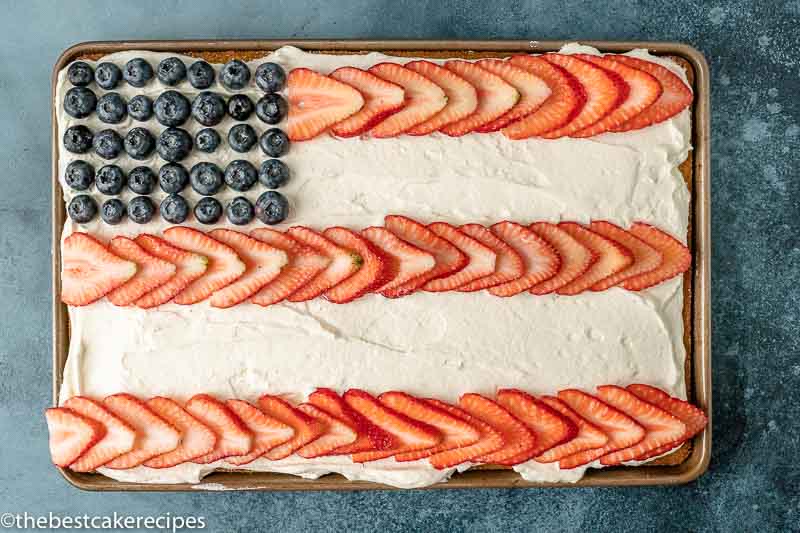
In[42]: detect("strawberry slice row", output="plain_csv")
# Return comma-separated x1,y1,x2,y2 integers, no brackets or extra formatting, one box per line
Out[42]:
286,53,692,141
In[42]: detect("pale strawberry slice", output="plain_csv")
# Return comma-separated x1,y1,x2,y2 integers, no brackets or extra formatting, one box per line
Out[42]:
496,389,577,459
287,68,364,141
308,388,394,454
258,395,326,460
329,67,405,137
225,399,295,465
367,63,447,137
185,394,253,464
379,392,480,461
143,397,217,468
296,403,358,458
361,226,435,295
621,223,691,291
503,55,586,139
163,227,245,305
595,385,686,466
106,237,177,306
45,407,104,467
457,224,524,292
425,399,505,469
459,393,537,466
285,227,361,302
423,222,496,292
61,232,137,306
323,227,388,303
556,223,632,295
475,59,552,132
608,55,693,132
572,54,662,137
134,234,208,308
404,60,478,135
588,221,662,290
208,229,288,308
63,396,135,472
440,60,519,136
102,393,181,469
250,229,330,306
487,222,560,297
381,215,467,298
344,389,441,462
540,54,622,139
535,396,609,463
529,222,595,295
556,389,645,469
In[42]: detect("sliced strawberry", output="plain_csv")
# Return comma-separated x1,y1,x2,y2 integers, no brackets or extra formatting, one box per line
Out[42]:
621,223,691,291
296,403,358,458
329,67,404,137
249,228,330,306
503,55,585,139
588,221,662,290
185,394,253,464
457,224,524,291
106,237,177,306
308,388,394,454
45,407,104,467
496,389,577,459
63,396,135,472
285,227,361,302
459,393,537,466
423,222,496,292
475,59,552,132
287,68,364,141
361,226,435,295
225,399,295,465
572,55,662,137
425,399,505,469
61,232,137,306
487,222,560,297
404,60,478,135
367,63,447,137
556,223,632,295
258,395,325,460
134,234,208,308
207,229,288,308
162,227,245,305
529,222,595,295
102,393,181,469
556,389,645,469
535,396,609,463
143,397,217,468
323,227,388,303
608,55,693,132
381,215,467,298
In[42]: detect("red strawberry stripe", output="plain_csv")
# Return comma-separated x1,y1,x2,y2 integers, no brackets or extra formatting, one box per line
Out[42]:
258,395,325,460
556,223,632,295
61,233,137,306
488,222,560,297
134,234,208,308
323,227,388,303
534,396,609,463
588,221,662,290
296,403,358,458
106,237,176,307
627,384,708,442
330,67,405,138
621,223,691,291
143,397,217,468
529,222,595,295
286,227,361,302
287,68,364,141
475,59,552,132
225,399,295,465
185,394,253,464
457,224,524,292
425,399,505,469
361,226,436,295
46,407,105,468
64,396,136,472
404,60,478,135
423,222,496,292
308,388,394,454
497,389,577,459
460,394,537,466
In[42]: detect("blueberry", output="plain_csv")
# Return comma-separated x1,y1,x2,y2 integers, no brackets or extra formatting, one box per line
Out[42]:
188,60,215,89
220,59,250,90
255,191,289,225
194,197,223,224
160,194,190,224
258,159,290,189
157,128,193,162
96,92,127,124
67,194,97,223
128,196,155,224
255,62,286,93
65,160,95,191
224,160,258,192
228,124,258,152
124,127,155,160
259,128,290,157
93,129,123,159
195,128,220,153
158,163,189,193
67,62,94,87
63,125,93,153
96,165,126,195
226,196,255,225
128,95,153,121
100,198,126,225
154,90,191,127
191,91,226,126
227,94,254,121
157,57,187,86
190,162,224,195
95,62,122,90
63,87,97,118
128,166,156,194
255,93,287,125
124,58,153,87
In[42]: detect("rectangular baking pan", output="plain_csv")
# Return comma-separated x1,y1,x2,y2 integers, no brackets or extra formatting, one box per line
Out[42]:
52,39,711,491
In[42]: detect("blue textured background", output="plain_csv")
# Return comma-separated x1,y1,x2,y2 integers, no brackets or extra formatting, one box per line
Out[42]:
1,1,798,531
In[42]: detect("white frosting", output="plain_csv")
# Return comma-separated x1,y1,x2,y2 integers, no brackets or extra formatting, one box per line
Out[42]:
56,44,692,488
